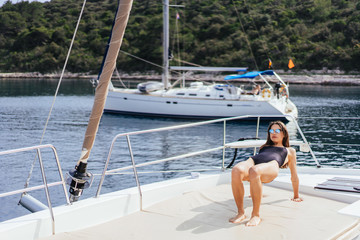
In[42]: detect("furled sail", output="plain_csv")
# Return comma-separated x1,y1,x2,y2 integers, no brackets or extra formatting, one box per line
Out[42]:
68,0,133,202
80,1,133,164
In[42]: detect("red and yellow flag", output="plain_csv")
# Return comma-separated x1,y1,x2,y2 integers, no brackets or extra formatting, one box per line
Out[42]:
268,59,272,69
288,59,295,69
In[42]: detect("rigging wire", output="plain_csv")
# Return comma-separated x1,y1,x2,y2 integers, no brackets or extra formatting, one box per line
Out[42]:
231,0,259,70
119,49,163,69
23,0,88,191
170,1,210,72
242,0,271,63
173,58,202,67
175,10,181,67
116,3,202,83
173,0,183,67
114,66,128,89
119,49,185,77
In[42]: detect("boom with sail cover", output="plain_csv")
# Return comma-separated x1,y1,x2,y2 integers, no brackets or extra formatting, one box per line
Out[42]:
67,0,134,202
224,70,274,80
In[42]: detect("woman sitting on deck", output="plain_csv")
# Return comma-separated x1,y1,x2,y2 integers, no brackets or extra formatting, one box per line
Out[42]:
229,121,303,226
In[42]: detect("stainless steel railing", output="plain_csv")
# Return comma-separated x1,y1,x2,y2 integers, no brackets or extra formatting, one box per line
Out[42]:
95,114,319,210
0,144,70,235
1,115,356,233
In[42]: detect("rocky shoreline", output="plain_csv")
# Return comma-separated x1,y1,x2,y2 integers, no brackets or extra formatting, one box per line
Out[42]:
1,72,360,85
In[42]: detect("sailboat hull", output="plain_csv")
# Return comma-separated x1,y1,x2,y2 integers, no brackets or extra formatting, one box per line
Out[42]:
104,90,297,120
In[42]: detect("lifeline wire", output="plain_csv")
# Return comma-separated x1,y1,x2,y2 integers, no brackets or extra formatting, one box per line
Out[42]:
23,0,88,190
299,117,360,119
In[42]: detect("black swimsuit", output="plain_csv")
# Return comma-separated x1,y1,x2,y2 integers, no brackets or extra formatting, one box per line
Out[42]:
251,146,288,167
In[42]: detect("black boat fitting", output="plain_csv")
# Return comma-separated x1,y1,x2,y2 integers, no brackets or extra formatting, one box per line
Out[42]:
66,162,93,202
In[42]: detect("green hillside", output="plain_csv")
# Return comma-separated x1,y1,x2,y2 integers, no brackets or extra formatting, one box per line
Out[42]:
1,0,360,73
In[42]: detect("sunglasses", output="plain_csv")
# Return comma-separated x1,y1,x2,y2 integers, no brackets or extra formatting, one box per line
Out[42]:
269,129,282,134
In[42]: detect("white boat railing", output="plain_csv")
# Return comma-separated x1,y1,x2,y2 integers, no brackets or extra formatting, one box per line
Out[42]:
273,71,290,97
95,114,319,210
0,144,70,235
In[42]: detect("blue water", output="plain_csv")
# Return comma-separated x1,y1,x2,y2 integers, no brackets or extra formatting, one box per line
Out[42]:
0,79,359,221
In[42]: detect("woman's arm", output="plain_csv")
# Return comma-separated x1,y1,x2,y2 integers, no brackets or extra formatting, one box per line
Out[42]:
288,148,303,202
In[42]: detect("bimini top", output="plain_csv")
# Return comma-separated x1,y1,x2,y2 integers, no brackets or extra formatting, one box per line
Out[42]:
224,70,274,80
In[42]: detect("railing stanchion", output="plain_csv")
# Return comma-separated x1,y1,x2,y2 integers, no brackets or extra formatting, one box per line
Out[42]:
37,149,56,235
95,135,119,198
222,120,226,170
254,116,260,155
126,135,143,210
292,119,321,167
51,146,70,205
0,144,67,236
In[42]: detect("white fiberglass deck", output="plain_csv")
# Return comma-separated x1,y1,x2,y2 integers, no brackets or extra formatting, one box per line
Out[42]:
41,173,360,240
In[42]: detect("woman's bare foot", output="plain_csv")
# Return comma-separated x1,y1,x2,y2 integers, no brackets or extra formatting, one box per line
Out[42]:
229,213,246,223
245,216,261,226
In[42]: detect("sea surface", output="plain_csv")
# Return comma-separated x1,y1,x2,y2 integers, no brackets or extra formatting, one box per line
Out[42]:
0,78,359,222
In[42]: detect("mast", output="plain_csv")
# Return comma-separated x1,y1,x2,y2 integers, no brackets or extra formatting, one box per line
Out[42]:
68,0,134,202
162,0,170,89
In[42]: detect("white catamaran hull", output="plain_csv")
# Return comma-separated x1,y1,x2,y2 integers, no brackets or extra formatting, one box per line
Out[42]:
104,89,297,119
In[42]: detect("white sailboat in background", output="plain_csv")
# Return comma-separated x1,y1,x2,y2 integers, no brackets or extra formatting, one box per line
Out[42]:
104,0,298,120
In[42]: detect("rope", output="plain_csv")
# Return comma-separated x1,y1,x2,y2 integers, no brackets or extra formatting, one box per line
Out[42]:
23,0,88,191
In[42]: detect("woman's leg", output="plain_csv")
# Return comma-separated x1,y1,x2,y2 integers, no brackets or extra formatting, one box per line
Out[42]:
246,160,279,226
229,158,254,223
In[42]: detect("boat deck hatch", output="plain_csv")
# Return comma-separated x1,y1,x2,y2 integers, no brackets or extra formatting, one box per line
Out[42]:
314,177,360,193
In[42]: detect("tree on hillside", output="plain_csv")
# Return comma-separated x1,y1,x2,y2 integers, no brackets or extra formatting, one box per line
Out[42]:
0,0,359,73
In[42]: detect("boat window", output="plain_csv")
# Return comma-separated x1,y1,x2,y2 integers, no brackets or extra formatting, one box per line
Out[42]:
189,93,197,96
166,101,171,104
173,102,178,104
123,97,127,100
206,94,210,97
176,93,185,95
220,95,224,98
227,104,233,107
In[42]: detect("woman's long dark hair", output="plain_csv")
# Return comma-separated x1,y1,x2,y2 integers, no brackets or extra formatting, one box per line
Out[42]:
261,121,290,148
